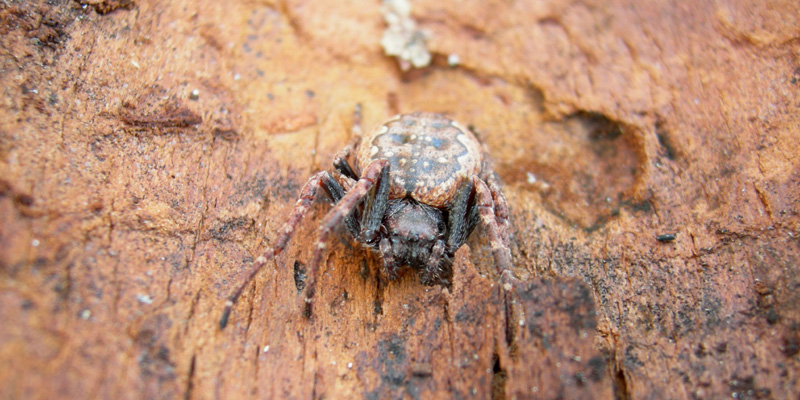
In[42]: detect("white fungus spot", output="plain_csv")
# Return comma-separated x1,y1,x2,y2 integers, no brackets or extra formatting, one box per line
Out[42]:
137,294,154,304
380,0,431,70
447,53,460,66
263,345,270,353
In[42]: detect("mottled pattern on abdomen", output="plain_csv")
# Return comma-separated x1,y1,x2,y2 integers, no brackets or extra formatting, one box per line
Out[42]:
356,113,482,207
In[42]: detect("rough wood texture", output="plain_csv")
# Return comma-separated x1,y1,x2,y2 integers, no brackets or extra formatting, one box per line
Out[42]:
1,0,798,399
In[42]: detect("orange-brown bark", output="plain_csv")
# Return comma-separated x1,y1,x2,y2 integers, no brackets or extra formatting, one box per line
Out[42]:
1,0,798,399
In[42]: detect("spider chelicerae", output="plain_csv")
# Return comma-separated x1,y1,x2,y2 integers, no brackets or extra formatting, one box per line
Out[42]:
220,107,513,328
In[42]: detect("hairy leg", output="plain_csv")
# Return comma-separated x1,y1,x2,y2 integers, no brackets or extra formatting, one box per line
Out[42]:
359,161,390,244
420,240,447,286
302,159,389,308
219,171,338,329
332,104,364,180
444,178,475,253
472,176,514,289
483,171,510,244
351,103,363,137
379,237,401,280
333,145,358,181
322,165,360,238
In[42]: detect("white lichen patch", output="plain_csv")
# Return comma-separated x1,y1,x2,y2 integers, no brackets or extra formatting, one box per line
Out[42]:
381,0,431,71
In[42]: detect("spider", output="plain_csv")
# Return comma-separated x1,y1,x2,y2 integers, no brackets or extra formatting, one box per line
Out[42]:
220,107,514,328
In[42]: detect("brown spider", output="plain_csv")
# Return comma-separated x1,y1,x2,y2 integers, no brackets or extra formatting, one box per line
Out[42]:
220,107,513,328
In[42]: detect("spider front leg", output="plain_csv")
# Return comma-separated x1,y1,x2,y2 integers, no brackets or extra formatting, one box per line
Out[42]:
219,171,344,329
359,157,390,244
301,159,390,311
379,237,401,280
472,176,515,290
444,179,475,254
420,240,447,286
327,153,360,238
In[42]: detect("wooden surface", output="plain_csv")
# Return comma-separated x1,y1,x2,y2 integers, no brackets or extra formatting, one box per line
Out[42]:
1,0,799,399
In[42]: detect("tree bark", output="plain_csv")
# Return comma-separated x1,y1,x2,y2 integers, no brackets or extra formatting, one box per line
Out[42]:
1,0,798,399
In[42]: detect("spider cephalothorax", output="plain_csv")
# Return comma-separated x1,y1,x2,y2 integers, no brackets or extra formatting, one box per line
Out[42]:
220,108,513,328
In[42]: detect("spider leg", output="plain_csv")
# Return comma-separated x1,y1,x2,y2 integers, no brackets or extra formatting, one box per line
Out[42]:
332,104,364,180
219,170,339,329
420,239,446,285
351,103,363,137
331,105,366,231
359,161,390,244
379,237,400,280
484,172,510,244
444,178,475,253
333,145,358,181
302,159,389,308
321,169,359,238
472,176,514,290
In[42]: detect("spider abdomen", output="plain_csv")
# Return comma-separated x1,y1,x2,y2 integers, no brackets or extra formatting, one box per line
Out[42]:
355,112,483,208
